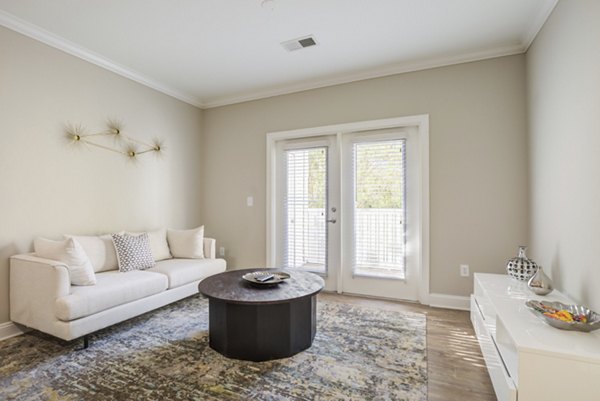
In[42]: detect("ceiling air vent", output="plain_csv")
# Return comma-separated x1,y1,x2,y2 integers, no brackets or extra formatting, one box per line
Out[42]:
281,35,318,52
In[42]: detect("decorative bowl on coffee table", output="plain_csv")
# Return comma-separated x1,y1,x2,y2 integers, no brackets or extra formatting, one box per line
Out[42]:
242,271,291,286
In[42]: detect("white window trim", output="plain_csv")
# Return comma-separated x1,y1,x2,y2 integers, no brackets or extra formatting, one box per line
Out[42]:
266,115,430,305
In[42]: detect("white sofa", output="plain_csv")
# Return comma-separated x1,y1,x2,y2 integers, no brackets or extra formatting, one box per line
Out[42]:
10,237,226,342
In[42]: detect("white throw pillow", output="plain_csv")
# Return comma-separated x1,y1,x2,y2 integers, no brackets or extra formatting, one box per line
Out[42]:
111,233,155,272
167,226,204,259
126,228,172,261
64,234,118,272
34,237,96,286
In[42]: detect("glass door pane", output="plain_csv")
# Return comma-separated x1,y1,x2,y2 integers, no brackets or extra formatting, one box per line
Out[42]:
353,140,405,278
284,147,328,274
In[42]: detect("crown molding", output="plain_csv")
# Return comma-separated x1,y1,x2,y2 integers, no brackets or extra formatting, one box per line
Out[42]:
202,44,526,108
0,10,204,108
521,0,558,50
1,2,556,111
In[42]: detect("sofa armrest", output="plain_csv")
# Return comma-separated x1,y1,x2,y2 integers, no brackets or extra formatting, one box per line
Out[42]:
10,254,71,328
203,237,217,259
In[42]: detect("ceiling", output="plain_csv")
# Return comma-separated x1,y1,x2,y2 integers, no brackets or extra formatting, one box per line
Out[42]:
0,0,557,108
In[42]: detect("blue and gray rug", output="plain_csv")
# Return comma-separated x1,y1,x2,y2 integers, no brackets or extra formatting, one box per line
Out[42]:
0,296,427,400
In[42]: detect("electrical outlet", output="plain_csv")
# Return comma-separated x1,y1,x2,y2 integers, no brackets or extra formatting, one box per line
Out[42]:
219,246,225,257
246,196,254,207
460,264,470,277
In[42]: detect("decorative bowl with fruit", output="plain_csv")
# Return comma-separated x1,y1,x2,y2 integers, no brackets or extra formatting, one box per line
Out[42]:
525,300,600,332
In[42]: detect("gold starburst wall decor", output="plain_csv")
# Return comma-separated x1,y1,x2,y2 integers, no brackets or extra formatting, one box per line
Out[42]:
64,119,164,161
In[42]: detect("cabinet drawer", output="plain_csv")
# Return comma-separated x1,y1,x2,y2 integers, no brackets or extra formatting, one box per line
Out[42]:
474,278,496,323
471,296,517,401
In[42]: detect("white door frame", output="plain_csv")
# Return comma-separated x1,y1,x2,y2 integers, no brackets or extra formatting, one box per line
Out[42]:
266,115,430,305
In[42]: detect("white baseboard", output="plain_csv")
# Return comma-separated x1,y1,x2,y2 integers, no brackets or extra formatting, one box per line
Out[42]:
0,321,27,341
428,293,470,311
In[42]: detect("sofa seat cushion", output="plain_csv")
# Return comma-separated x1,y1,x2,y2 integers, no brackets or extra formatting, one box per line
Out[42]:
55,271,168,321
147,258,226,289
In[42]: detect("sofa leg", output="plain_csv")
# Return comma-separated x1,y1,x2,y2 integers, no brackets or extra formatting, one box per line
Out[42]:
77,335,89,350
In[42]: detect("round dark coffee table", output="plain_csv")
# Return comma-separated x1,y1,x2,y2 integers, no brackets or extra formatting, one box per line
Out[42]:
198,268,324,362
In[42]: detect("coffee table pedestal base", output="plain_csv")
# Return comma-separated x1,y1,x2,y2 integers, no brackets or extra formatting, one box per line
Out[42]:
208,295,317,362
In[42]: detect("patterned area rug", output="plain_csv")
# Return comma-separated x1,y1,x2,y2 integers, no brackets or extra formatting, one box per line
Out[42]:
0,295,427,401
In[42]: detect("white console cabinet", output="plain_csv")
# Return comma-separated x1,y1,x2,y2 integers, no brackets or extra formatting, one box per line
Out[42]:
471,273,600,401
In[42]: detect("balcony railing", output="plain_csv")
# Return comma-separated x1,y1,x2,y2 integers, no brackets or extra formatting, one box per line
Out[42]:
355,208,404,278
285,208,405,279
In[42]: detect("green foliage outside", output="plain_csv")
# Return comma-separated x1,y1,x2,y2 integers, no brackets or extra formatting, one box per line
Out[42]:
308,148,327,208
306,142,404,209
355,142,404,209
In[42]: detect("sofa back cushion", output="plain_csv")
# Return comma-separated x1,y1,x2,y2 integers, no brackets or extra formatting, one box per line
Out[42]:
126,228,172,261
64,234,118,273
167,226,205,259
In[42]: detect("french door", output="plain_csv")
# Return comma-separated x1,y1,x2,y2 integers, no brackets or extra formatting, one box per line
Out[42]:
269,119,426,302
273,136,340,291
340,129,419,300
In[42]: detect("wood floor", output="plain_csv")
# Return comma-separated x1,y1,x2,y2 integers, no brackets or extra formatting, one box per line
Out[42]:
319,292,497,401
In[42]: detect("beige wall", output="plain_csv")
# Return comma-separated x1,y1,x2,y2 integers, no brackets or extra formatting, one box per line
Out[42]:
0,27,203,324
202,55,529,298
527,1,600,311
0,21,533,326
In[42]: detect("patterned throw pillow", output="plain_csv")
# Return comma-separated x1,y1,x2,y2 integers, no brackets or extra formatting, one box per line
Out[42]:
111,233,155,272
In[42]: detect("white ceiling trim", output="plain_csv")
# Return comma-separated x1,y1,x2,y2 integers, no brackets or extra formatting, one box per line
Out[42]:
202,43,525,108
521,0,558,50
0,9,204,108
0,3,556,110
